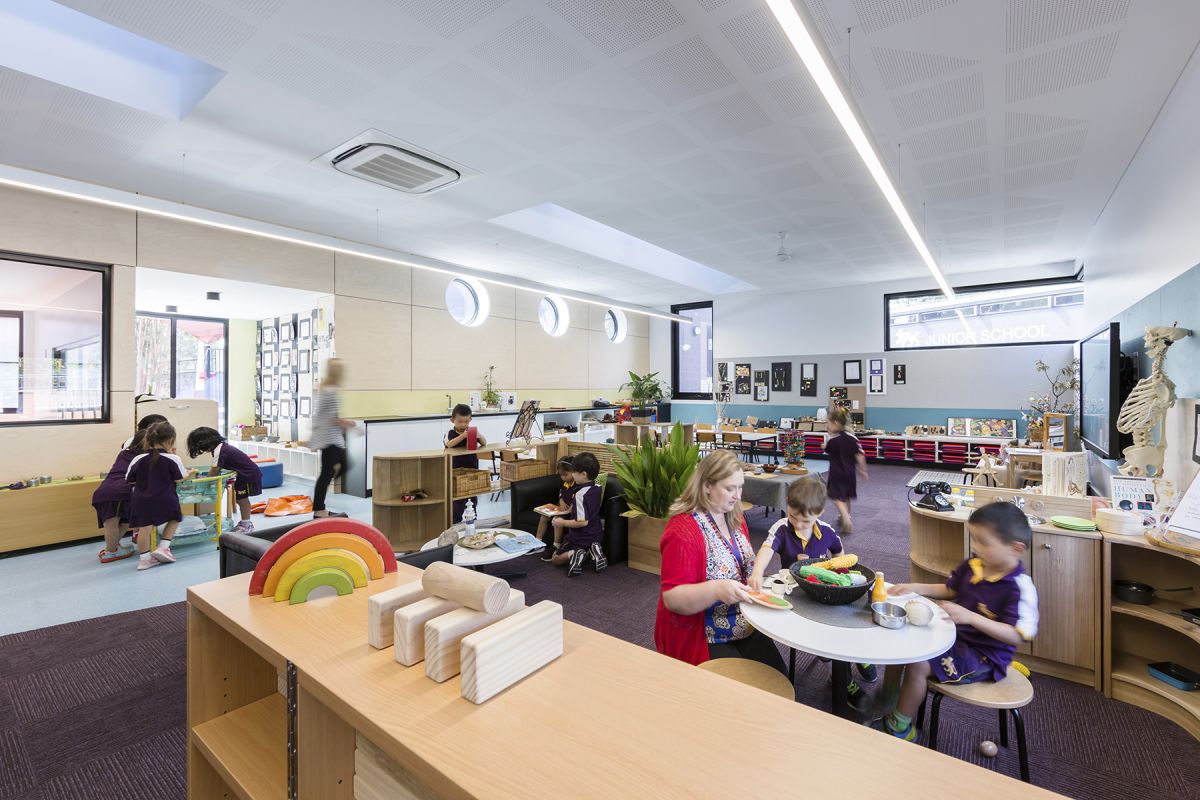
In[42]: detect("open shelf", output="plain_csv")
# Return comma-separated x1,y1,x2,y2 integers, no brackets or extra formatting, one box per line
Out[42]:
910,553,955,579
372,497,443,507
191,693,287,800
1112,599,1200,647
1111,652,1200,731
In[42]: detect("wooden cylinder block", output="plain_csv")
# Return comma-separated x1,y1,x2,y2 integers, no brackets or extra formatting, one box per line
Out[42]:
421,561,510,614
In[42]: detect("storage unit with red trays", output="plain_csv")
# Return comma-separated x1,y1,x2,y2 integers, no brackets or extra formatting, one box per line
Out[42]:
939,440,970,466
879,437,908,461
910,439,938,463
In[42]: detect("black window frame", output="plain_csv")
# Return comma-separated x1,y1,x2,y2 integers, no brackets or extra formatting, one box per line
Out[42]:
136,311,230,429
883,275,1083,352
671,301,714,400
0,250,110,427
0,310,23,414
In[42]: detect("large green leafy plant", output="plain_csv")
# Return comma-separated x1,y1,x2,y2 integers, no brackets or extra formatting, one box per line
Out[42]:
618,370,669,411
611,423,699,519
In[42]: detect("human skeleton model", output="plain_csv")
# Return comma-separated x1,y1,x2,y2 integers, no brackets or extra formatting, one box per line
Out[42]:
1116,325,1191,478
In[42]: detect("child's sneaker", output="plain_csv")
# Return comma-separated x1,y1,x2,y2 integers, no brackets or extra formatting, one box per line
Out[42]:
540,543,560,562
137,554,162,571
566,549,586,577
869,716,917,741
590,543,608,573
98,544,134,563
856,663,878,683
152,544,176,564
232,520,254,533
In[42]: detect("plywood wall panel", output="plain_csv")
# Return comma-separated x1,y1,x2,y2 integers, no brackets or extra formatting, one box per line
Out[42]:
410,307,515,390
0,185,135,265
334,296,412,391
587,304,650,338
514,321,588,389
0,391,134,477
588,332,649,391
110,265,135,393
335,253,411,304
410,269,515,319
513,293,588,330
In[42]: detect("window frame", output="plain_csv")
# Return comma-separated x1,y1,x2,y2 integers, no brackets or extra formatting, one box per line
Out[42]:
671,300,714,400
883,275,1083,353
136,311,230,428
0,250,110,427
0,310,23,414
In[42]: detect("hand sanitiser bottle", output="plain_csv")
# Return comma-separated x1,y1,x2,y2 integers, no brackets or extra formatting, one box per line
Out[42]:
463,499,476,537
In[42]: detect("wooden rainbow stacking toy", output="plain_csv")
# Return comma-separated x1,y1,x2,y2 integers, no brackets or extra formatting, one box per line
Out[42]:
248,519,398,604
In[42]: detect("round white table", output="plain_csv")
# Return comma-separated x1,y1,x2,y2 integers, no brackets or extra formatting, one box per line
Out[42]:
742,590,955,718
421,528,545,568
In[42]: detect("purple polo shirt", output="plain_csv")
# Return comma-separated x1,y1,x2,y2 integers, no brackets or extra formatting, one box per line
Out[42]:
762,518,843,568
944,558,1039,678
564,481,603,549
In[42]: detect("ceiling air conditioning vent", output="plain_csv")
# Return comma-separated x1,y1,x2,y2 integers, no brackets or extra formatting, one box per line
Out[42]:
331,143,460,194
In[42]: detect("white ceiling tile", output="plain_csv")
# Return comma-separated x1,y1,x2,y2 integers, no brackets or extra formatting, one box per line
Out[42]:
871,46,978,91
90,0,257,63
0,68,31,106
1004,194,1061,211
852,0,959,34
496,129,583,156
656,153,734,186
547,0,684,57
412,61,518,119
1004,129,1087,170
1005,159,1077,191
938,214,991,234
720,5,799,74
383,0,510,38
471,15,592,91
916,149,988,184
46,90,166,141
1004,202,1063,226
439,134,527,172
253,44,373,109
755,162,823,193
1004,111,1086,140
554,102,650,132
1006,0,1130,53
680,91,773,142
613,120,699,160
301,34,435,78
1006,32,1120,102
797,125,850,152
925,176,990,203
766,71,826,118
904,117,986,160
224,0,283,17
891,73,984,130
36,118,143,160
626,35,737,105
722,150,795,171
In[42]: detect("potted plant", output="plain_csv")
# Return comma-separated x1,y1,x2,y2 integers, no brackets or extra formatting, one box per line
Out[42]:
611,423,699,574
619,370,669,424
480,365,501,409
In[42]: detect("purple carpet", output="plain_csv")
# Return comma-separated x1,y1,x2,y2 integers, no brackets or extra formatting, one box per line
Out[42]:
2,464,1199,799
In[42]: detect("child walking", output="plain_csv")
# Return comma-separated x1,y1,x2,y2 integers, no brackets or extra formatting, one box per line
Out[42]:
537,456,575,560
444,403,488,523
187,426,264,533
823,408,867,533
92,413,166,563
550,452,607,576
126,422,193,571
872,502,1039,741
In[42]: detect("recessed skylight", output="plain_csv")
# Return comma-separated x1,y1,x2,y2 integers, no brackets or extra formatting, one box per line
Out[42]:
490,203,756,296
0,0,225,120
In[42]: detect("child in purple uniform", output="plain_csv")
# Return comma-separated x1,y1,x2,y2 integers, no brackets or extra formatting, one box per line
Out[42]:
126,422,194,571
187,427,264,533
873,502,1039,741
444,404,488,523
550,452,607,577
92,413,166,563
537,457,576,560
824,408,867,533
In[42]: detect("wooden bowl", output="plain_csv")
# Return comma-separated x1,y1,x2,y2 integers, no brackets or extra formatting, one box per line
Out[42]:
762,463,778,473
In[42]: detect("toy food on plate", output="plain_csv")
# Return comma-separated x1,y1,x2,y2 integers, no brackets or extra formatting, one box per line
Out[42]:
905,600,934,626
745,590,793,609
459,532,496,549
798,564,852,586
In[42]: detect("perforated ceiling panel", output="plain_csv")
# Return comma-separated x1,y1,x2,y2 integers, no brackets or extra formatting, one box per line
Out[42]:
852,0,959,33
547,0,683,57
471,16,591,91
891,73,984,129
1006,0,1130,53
1005,160,1078,192
384,0,509,38
1004,111,1086,140
96,0,256,63
225,0,284,18
1006,32,1119,102
0,69,31,106
765,72,826,118
613,120,698,160
253,44,370,109
680,91,772,142
720,6,798,74
412,61,516,118
626,36,736,104
871,46,977,90
1004,129,1088,170
798,125,850,152
47,91,166,142
301,34,434,78
916,150,988,185
904,117,986,160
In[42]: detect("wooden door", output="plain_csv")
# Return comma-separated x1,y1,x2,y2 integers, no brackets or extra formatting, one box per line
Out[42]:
1031,532,1097,669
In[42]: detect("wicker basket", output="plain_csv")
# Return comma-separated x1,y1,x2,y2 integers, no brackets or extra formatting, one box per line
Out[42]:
499,459,551,483
789,558,876,606
451,467,491,497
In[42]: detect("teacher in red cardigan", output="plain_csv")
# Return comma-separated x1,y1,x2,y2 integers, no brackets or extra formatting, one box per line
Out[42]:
654,449,788,673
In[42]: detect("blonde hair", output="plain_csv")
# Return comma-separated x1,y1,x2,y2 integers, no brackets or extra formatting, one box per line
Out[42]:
323,358,345,387
669,449,744,530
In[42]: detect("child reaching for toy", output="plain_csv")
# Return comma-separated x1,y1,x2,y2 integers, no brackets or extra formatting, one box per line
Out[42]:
445,403,488,523
126,422,195,571
187,426,264,533
549,452,607,577
824,408,867,533
537,456,575,560
871,502,1039,741
93,413,166,563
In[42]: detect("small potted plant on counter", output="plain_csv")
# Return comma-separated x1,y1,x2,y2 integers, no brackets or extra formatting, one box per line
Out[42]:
619,370,669,424
481,365,501,410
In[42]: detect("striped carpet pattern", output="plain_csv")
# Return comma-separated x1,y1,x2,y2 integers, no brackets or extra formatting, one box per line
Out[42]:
1,464,1198,798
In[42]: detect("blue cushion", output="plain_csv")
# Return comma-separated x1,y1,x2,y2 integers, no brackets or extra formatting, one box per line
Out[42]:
259,461,284,489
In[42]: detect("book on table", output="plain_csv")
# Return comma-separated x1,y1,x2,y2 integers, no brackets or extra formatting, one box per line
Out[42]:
494,533,544,554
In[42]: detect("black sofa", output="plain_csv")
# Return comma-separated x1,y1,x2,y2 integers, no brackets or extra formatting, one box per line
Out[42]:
509,474,629,563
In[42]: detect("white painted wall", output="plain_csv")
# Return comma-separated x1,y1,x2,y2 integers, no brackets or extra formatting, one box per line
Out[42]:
1082,46,1200,330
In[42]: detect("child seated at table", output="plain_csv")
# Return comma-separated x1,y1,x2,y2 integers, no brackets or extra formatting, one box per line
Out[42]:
550,452,607,577
538,456,575,561
748,478,877,690
872,502,1039,741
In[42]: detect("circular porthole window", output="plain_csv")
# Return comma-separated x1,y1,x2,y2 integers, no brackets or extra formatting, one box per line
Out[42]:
604,308,627,344
445,277,490,327
537,294,570,337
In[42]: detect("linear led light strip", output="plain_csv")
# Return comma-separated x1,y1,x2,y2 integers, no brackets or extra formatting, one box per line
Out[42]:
0,166,691,323
766,0,955,299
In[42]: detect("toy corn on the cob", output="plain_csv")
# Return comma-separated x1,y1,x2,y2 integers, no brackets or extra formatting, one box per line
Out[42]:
812,553,858,571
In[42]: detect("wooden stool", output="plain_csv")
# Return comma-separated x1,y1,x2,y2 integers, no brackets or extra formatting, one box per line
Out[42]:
698,658,795,701
920,665,1034,782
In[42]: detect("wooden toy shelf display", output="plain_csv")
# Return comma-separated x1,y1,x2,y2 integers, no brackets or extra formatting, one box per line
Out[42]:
909,486,1101,688
801,431,1005,467
1103,531,1200,739
1,477,101,553
187,568,1059,799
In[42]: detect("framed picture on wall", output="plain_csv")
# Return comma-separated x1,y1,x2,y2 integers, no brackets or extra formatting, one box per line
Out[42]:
800,362,817,397
298,317,311,340
263,350,273,369
298,350,310,373
735,363,751,395
280,348,291,369
261,325,275,344
261,375,273,394
843,360,862,384
717,362,729,382
868,374,885,395
299,396,311,417
280,321,291,342
948,417,968,437
771,362,791,392
753,370,769,402
869,358,884,375
280,399,291,418
263,400,274,418
894,364,906,385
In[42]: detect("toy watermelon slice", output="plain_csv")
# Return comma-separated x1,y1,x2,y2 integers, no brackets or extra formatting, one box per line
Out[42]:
745,590,793,609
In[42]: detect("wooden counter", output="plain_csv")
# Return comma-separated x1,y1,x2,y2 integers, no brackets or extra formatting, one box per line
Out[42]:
188,570,1064,799
908,487,1101,688
1,477,101,553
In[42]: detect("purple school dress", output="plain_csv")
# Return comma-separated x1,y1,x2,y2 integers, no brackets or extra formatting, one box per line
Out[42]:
563,481,603,550
214,443,263,498
824,432,862,501
762,518,843,568
126,450,185,527
929,558,1040,684
91,447,138,527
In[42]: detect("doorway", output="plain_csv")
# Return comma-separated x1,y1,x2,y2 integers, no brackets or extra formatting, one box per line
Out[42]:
135,313,228,430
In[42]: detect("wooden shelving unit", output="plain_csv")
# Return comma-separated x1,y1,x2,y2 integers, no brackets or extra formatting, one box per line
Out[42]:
191,694,287,800
795,431,1012,468
372,451,449,551
1103,531,1200,740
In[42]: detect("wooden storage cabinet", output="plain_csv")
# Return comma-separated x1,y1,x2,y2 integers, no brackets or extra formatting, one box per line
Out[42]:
372,452,449,551
1,477,102,553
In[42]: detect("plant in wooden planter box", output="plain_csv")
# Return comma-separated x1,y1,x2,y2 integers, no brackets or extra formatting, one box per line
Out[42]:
618,370,669,423
611,423,699,574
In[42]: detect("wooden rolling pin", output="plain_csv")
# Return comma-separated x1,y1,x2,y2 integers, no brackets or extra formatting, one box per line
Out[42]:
421,561,511,614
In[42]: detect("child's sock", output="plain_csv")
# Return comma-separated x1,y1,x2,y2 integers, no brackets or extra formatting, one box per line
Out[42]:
886,710,913,733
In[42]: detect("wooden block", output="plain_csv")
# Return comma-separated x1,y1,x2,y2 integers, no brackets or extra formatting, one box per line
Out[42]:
393,597,461,666
420,561,510,614
424,589,525,683
460,601,564,704
367,581,429,649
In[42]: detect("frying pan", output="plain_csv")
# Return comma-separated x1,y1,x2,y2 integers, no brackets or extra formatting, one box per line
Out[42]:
1113,580,1192,605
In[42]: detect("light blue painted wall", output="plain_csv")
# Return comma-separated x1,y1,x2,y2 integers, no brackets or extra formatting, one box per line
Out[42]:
1113,263,1200,397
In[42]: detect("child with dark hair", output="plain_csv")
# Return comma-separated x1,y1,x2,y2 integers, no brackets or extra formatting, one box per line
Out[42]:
92,414,168,563
537,456,576,560
444,403,488,523
550,452,607,576
187,426,264,533
823,407,867,533
872,502,1039,741
126,422,194,571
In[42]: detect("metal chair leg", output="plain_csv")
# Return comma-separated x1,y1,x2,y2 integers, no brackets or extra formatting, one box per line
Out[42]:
788,647,796,683
928,693,944,751
1011,708,1030,783
998,708,1009,747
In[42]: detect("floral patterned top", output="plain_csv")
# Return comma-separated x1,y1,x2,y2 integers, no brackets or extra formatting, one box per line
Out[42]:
694,512,755,644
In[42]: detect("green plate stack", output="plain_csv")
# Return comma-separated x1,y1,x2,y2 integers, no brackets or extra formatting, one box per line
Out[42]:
1050,515,1098,531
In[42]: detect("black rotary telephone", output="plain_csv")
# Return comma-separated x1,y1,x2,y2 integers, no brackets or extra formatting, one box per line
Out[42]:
913,480,954,512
